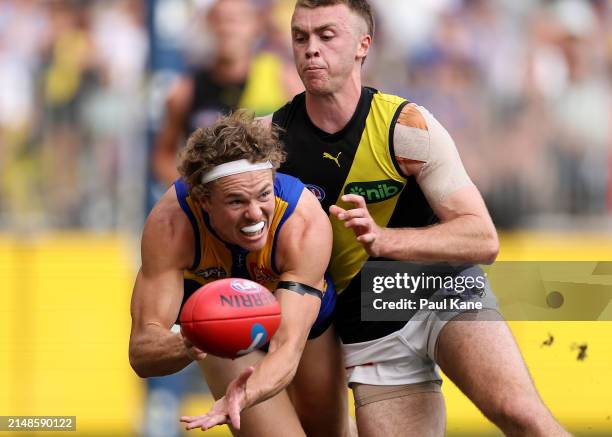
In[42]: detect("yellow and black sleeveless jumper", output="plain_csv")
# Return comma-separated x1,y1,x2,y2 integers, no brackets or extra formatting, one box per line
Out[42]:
274,87,438,343
174,172,336,339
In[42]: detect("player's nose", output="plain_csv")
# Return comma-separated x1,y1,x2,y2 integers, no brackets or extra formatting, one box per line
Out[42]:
244,201,263,221
305,39,320,58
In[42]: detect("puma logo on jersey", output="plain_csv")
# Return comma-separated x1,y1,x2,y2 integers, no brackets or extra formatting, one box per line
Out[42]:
323,152,342,167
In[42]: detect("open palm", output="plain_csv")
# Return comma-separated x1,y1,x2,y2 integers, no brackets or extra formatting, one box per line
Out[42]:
180,366,254,431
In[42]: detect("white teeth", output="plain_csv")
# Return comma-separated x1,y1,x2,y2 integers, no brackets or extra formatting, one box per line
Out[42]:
241,221,264,234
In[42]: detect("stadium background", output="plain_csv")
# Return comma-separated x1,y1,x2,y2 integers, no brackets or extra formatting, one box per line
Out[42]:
0,0,611,435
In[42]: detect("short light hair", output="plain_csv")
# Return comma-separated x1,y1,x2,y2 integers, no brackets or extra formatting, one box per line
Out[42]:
295,0,374,37
178,110,286,198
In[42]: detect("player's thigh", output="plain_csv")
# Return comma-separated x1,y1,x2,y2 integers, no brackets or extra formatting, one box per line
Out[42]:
199,353,306,437
287,326,349,436
356,390,445,437
435,311,542,412
198,351,263,397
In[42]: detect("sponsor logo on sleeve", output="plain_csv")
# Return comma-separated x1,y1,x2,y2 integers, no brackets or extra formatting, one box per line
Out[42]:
305,184,326,202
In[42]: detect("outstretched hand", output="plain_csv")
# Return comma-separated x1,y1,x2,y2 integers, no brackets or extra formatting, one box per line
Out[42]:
330,194,383,257
180,366,255,431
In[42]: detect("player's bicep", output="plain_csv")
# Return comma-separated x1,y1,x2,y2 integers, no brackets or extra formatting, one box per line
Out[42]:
277,188,332,287
131,207,191,334
271,189,331,343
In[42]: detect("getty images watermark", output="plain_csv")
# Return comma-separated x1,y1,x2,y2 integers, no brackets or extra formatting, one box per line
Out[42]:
361,262,493,321
361,261,612,322
371,270,488,310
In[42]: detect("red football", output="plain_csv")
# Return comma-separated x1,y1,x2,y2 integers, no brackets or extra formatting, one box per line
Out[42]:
180,278,281,359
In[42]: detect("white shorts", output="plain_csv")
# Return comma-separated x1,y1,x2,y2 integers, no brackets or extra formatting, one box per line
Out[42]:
343,302,499,386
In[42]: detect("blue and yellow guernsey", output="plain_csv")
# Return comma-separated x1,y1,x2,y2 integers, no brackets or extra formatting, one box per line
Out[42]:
174,172,335,338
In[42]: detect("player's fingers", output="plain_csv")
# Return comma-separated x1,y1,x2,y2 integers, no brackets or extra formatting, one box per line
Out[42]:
344,217,371,230
180,414,211,424
193,346,207,358
329,204,347,218
200,415,228,431
184,414,225,431
229,402,242,430
341,194,367,208
357,233,376,244
184,418,206,430
187,346,207,361
339,208,366,220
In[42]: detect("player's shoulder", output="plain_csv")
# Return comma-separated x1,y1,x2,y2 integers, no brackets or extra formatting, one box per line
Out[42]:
166,75,195,110
283,180,328,233
274,185,331,273
271,91,306,128
273,172,304,203
142,185,194,259
372,88,408,107
256,114,273,128
371,88,434,130
274,172,303,191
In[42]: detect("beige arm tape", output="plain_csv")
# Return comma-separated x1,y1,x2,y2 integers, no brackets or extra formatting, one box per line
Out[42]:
393,104,472,203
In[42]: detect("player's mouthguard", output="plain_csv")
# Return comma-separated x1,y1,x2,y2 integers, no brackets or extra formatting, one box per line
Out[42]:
241,221,265,234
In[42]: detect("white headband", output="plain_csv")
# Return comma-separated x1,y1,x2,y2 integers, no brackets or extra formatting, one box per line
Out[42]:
201,159,274,184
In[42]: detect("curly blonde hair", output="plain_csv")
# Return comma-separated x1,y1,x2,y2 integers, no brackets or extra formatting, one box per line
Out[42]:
178,110,286,198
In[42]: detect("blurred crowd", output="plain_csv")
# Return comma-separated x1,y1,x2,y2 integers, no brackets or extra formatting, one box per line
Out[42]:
367,0,612,227
0,0,147,231
0,0,610,232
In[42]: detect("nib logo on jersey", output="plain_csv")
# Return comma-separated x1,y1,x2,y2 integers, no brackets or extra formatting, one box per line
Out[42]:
344,180,404,204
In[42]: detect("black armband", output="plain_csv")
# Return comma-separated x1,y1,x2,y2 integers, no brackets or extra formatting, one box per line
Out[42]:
276,281,323,299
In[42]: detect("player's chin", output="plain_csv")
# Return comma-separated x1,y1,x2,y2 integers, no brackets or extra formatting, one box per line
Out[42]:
303,78,331,95
237,228,268,251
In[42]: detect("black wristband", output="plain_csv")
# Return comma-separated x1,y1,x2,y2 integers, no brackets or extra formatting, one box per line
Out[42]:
277,281,323,299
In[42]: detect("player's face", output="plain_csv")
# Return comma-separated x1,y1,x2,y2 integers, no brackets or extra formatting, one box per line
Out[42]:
202,170,275,252
208,0,258,60
291,4,369,95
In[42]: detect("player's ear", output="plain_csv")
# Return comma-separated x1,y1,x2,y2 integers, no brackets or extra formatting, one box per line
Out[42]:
199,194,213,212
356,34,371,63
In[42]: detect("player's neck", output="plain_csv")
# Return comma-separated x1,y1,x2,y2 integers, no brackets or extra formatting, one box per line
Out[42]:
304,77,362,135
212,56,251,84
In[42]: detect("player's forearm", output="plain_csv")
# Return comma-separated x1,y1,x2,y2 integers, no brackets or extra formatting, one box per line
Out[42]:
129,326,192,378
242,339,303,409
376,215,499,264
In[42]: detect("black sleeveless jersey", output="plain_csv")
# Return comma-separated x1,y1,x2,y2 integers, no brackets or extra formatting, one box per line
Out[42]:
185,69,247,135
274,87,438,343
